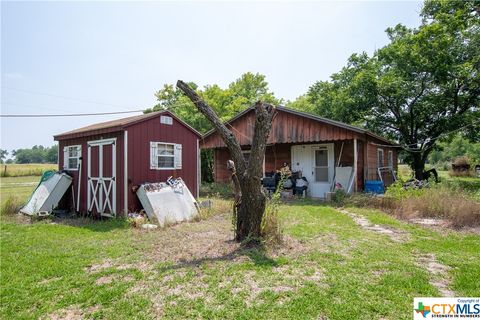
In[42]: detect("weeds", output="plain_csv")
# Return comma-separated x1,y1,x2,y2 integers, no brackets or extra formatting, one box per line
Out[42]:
195,198,232,222
261,175,284,245
0,195,21,215
347,183,480,228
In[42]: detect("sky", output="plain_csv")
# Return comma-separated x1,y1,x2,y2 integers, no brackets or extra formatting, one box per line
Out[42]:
1,1,422,154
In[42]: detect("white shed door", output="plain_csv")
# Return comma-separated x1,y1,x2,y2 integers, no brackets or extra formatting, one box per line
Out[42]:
87,138,116,217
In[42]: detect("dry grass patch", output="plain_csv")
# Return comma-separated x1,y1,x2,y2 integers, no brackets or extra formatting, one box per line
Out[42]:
347,185,480,229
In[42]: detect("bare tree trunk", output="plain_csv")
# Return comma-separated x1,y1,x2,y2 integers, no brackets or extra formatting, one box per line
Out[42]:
412,153,425,180
177,80,275,242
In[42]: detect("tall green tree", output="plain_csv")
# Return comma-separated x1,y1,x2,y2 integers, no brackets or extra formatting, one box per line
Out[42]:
147,72,280,133
12,145,58,164
290,0,480,179
0,149,8,164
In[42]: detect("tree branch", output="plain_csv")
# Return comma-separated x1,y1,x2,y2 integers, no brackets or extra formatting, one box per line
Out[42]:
247,101,275,179
176,80,246,174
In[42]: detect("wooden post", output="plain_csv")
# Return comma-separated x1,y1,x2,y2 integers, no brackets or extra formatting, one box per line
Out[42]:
354,138,358,193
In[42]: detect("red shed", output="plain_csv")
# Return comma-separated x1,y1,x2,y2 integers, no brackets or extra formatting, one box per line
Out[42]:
54,111,201,217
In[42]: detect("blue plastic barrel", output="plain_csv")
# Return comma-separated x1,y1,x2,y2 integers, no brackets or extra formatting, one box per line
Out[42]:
364,180,385,194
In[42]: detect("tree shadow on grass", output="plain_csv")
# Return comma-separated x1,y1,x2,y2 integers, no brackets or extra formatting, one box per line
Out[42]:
156,242,279,273
51,215,130,232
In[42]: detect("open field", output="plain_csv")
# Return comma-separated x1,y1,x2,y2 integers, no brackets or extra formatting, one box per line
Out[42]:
0,176,39,207
1,175,479,319
0,163,57,177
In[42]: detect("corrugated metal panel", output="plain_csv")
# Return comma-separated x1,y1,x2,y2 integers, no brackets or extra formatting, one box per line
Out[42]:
20,173,72,215
202,108,363,148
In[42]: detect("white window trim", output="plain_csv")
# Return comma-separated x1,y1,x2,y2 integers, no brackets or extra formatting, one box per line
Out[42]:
160,115,173,125
377,148,384,168
151,142,182,170
314,147,330,183
64,145,81,171
387,150,394,168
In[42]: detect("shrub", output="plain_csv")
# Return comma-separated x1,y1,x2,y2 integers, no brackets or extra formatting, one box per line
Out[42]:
331,189,346,206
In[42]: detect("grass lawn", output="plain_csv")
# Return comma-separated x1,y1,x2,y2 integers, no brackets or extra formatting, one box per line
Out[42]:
1,189,479,319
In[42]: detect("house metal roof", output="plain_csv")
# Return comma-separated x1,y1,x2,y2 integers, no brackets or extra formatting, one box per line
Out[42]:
202,106,397,145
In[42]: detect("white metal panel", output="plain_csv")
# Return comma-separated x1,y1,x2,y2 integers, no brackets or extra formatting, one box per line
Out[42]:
20,173,72,215
335,167,354,193
136,178,199,227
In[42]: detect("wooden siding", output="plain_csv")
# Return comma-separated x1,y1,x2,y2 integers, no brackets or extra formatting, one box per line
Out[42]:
126,115,199,212
202,109,362,149
364,140,398,184
57,113,199,216
58,131,124,215
214,144,293,183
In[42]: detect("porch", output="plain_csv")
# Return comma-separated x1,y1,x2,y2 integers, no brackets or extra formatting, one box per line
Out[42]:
212,139,397,198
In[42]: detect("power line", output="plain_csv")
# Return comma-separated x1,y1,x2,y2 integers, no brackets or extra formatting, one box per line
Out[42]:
0,110,144,118
1,86,134,110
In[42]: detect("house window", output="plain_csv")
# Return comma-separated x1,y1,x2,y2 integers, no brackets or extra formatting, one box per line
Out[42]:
387,150,393,168
160,116,173,125
377,148,384,168
150,142,182,170
64,145,81,170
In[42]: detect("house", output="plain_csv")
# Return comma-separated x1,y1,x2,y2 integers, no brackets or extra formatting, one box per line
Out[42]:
54,111,201,217
201,106,398,198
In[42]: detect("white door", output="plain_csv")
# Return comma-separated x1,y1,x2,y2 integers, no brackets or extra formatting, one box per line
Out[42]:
291,144,334,198
310,145,334,198
87,138,116,217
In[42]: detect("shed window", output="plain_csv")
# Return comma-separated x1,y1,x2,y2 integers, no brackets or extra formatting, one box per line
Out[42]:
160,116,173,125
387,150,393,168
150,142,182,170
377,148,384,168
63,145,81,170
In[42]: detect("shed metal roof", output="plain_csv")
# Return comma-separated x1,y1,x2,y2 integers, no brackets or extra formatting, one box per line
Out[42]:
54,110,202,140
